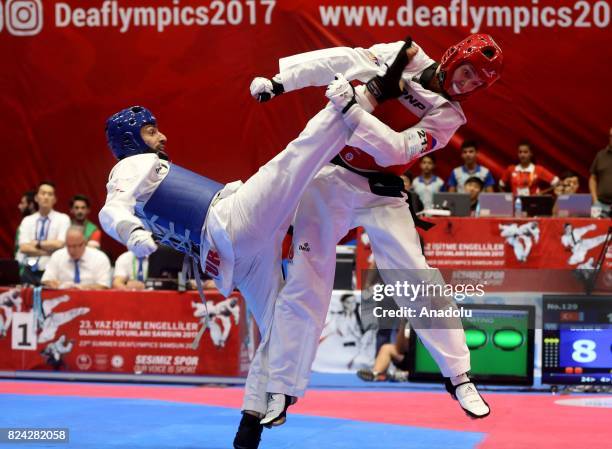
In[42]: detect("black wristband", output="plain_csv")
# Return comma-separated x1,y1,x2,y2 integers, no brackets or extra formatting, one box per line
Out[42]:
366,77,384,101
341,97,357,114
271,79,285,96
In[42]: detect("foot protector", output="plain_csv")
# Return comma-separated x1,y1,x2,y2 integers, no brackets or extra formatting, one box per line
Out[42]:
260,394,297,428
445,379,491,419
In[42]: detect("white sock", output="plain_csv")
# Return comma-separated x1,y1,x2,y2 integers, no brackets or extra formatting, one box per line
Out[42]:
450,373,470,386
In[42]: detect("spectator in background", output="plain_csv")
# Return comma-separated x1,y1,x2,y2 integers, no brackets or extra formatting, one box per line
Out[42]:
589,127,612,217
553,171,582,217
18,191,38,217
69,194,102,248
447,141,495,193
554,171,580,196
399,170,424,213
464,176,485,215
499,141,559,196
17,181,71,284
357,319,410,382
15,190,38,257
42,226,111,290
113,250,149,290
412,154,445,210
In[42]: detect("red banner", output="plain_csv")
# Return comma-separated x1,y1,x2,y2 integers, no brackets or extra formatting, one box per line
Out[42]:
2,1,611,259
356,217,612,292
0,288,253,378
422,217,611,270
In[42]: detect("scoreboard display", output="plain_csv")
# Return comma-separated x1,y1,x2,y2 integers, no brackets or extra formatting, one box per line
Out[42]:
408,304,535,385
542,295,612,385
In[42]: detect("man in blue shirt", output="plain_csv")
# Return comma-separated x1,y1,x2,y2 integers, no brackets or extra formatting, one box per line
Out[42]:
448,140,495,193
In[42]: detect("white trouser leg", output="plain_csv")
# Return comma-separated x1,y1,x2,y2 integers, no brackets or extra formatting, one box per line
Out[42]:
228,104,350,260
265,169,354,397
357,198,471,378
236,230,285,414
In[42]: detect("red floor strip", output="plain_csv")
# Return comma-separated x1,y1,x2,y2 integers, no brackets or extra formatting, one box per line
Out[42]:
1,381,610,449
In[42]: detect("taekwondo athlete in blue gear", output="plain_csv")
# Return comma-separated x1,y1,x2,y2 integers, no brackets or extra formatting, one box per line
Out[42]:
97,93,407,449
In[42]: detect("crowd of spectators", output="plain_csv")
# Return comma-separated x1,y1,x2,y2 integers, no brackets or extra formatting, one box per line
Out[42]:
13,181,154,290
404,130,612,218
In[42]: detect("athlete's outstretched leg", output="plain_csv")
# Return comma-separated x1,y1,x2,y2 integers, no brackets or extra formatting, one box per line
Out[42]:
228,104,350,259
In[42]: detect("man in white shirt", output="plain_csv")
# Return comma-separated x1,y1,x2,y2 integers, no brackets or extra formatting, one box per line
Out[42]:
17,181,71,283
112,250,148,290
42,226,111,290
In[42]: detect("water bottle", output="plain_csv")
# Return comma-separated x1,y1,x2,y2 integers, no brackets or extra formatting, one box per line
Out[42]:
514,197,523,217
475,201,480,217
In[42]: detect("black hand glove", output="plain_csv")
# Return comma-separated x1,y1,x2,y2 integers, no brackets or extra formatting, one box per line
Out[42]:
366,36,413,103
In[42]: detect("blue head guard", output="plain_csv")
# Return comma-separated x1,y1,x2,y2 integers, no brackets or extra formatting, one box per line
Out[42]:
105,106,157,160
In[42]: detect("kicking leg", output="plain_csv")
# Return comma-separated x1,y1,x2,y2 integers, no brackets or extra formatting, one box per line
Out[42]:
229,104,350,259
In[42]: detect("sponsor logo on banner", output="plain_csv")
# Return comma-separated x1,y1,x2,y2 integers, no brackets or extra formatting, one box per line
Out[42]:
111,354,124,368
76,354,92,370
95,354,109,370
5,0,43,36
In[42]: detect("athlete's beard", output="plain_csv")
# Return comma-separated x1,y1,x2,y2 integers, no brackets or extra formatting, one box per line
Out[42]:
146,142,169,161
155,148,170,161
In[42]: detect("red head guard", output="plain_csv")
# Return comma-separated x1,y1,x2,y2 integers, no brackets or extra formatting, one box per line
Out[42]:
439,34,503,101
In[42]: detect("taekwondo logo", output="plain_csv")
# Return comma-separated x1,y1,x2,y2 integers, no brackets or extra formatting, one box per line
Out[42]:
561,223,608,269
0,0,44,36
298,242,311,252
499,222,540,263
76,354,92,370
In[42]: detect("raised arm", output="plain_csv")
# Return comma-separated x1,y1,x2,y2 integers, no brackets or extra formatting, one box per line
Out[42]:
338,96,465,167
250,40,412,102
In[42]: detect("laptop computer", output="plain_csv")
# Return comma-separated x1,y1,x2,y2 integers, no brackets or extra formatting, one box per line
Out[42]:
146,246,185,290
556,194,592,217
433,193,471,217
0,260,21,286
519,195,554,217
478,193,514,217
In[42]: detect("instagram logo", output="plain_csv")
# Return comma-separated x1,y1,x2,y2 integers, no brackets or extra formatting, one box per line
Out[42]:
5,0,43,36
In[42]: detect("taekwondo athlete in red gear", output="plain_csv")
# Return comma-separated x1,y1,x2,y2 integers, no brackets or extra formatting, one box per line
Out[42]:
242,35,503,439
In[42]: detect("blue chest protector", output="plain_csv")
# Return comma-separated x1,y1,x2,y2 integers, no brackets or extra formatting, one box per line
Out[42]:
135,163,224,258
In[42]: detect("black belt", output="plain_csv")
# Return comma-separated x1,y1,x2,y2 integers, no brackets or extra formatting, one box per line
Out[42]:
331,155,434,231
